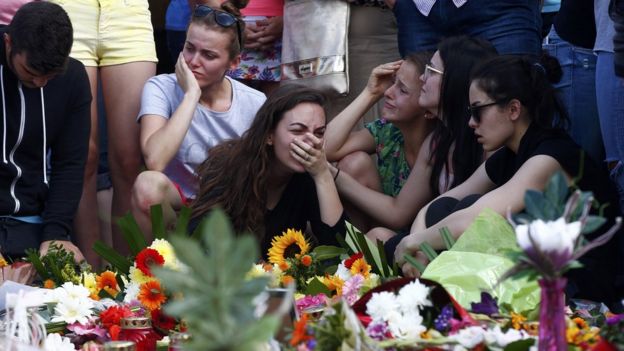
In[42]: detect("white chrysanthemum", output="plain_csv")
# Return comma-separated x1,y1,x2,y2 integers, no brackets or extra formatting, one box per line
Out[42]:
123,283,140,303
334,263,352,281
44,333,75,351
129,266,152,285
451,326,487,348
149,239,177,267
366,291,398,322
387,312,425,339
516,218,581,255
484,325,533,347
397,279,432,314
247,264,270,279
51,298,94,324
57,282,91,300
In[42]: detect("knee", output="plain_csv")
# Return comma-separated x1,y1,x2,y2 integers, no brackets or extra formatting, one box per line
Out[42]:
366,227,396,243
131,171,171,212
108,147,142,179
337,151,376,180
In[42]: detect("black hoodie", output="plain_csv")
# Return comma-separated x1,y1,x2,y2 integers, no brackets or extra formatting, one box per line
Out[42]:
0,28,91,242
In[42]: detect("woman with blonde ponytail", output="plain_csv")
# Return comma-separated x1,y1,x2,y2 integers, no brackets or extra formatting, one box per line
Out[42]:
129,0,266,241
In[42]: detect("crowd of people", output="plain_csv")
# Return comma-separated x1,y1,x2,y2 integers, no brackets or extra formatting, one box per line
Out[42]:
0,0,623,311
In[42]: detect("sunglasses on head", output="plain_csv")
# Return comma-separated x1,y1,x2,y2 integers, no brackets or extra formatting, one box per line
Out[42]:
467,100,505,123
193,5,242,49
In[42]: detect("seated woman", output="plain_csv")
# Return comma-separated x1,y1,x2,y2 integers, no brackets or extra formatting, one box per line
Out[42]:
131,0,266,239
325,53,436,232
395,55,623,310
190,85,346,255
328,37,497,240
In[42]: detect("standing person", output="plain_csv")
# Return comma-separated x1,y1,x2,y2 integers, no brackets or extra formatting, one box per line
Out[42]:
395,55,623,311
0,2,91,261
0,0,35,25
228,0,284,95
596,0,624,212
131,1,266,239
190,85,345,255
386,0,541,58
49,0,158,264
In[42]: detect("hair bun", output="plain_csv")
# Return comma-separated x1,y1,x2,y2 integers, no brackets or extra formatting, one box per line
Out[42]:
538,51,563,84
221,0,249,17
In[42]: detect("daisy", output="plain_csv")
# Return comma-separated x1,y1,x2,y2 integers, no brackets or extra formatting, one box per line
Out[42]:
267,229,310,265
138,280,167,311
349,258,371,278
135,248,165,276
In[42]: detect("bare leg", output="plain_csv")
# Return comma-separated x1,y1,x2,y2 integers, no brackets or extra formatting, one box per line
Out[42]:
100,62,156,252
97,187,113,248
130,171,183,241
366,227,397,243
73,66,101,267
337,151,382,232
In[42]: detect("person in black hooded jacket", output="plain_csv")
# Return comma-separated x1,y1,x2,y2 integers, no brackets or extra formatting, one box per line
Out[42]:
0,2,91,261
612,0,624,77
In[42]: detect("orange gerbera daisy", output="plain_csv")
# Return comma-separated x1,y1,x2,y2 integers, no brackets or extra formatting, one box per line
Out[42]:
322,275,344,296
268,229,310,265
349,258,371,278
290,313,312,346
135,248,165,277
138,280,167,311
96,271,119,297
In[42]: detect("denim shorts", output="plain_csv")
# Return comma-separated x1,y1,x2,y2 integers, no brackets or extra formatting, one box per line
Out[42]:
393,0,542,57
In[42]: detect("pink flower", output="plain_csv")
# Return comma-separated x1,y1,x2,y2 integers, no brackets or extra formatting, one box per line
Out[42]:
295,294,328,314
342,275,364,305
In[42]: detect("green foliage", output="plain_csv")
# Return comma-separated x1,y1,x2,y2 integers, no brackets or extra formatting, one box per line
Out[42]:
152,209,279,351
25,243,87,285
342,222,397,277
313,302,352,350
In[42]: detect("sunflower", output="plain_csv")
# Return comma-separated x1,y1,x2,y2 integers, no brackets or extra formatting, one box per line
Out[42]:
267,229,310,265
349,258,371,278
138,280,167,311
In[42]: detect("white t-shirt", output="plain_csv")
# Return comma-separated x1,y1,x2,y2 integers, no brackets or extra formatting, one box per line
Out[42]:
138,74,266,198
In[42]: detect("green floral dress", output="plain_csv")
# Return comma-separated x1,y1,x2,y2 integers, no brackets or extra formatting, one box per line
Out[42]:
365,119,411,197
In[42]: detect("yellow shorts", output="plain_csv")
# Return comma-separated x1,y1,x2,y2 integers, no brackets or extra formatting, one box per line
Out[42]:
50,0,158,67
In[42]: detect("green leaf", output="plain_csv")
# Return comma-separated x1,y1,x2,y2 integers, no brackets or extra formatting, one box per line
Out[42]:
313,245,346,261
335,231,353,255
439,227,455,250
174,206,192,236
352,229,381,276
503,338,535,351
116,213,148,255
544,171,568,212
376,239,391,277
304,277,333,296
419,242,438,261
93,240,132,274
404,254,426,274
25,249,50,281
581,216,607,235
150,204,166,239
524,190,547,220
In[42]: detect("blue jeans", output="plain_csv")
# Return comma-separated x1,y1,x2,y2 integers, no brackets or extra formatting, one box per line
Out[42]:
596,51,624,212
393,0,542,57
543,27,605,164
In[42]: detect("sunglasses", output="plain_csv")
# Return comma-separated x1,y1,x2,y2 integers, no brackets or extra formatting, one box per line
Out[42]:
468,100,505,123
423,63,444,79
193,5,243,49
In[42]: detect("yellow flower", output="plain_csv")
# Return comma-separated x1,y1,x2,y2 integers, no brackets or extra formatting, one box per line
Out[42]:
268,229,310,265
349,258,371,278
511,312,527,330
129,266,153,285
149,239,177,268
0,253,8,268
320,275,344,296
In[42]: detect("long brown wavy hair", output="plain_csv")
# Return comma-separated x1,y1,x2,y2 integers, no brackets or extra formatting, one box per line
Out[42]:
191,84,328,240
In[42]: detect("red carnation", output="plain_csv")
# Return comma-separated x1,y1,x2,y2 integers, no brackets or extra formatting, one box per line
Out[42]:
344,253,364,269
135,248,165,276
100,305,133,330
151,309,177,335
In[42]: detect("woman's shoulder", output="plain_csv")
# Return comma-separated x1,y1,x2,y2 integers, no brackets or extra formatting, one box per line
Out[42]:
229,77,267,104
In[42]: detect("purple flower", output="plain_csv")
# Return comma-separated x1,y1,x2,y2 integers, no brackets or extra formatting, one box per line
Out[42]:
296,294,328,315
607,314,624,325
470,292,499,316
366,320,390,341
434,304,454,332
342,275,364,305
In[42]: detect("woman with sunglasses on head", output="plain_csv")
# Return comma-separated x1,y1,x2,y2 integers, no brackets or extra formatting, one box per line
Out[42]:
395,54,624,310
189,85,346,255
130,0,267,240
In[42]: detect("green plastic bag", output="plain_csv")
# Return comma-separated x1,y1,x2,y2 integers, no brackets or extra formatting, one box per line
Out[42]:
422,208,540,314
